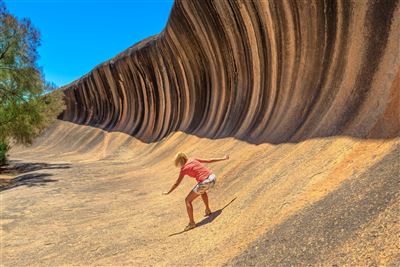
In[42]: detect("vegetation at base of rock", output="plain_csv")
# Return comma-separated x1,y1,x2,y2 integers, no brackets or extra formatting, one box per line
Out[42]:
0,2,65,166
0,141,8,165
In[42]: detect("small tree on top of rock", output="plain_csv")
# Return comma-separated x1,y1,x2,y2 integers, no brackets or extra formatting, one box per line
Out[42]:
0,2,65,165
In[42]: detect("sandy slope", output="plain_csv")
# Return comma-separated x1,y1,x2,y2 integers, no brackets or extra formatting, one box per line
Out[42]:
2,121,399,266
1,0,400,265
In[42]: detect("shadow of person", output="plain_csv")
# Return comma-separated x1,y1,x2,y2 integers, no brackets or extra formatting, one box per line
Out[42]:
169,197,237,237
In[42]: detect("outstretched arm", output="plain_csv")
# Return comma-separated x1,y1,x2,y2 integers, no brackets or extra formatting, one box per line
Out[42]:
196,155,229,163
162,173,184,195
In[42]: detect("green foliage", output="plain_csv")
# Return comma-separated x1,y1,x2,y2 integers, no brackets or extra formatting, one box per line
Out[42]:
0,2,65,165
0,141,8,165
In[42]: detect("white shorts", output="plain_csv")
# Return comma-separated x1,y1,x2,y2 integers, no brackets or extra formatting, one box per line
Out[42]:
192,174,216,194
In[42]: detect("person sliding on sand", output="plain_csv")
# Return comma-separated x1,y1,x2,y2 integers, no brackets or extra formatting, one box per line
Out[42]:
163,152,229,231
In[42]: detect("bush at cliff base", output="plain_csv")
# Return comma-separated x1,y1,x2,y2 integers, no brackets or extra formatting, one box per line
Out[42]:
0,2,65,166
0,142,8,166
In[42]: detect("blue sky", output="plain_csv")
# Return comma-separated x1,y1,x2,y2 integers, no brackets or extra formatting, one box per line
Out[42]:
4,0,174,87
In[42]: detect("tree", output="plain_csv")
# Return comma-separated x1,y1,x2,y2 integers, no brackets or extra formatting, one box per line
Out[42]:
0,2,65,165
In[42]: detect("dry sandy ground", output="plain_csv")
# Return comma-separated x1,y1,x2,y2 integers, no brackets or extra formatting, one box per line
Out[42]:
1,121,399,266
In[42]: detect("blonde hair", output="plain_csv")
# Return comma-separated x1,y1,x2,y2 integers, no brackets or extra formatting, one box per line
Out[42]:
175,152,188,167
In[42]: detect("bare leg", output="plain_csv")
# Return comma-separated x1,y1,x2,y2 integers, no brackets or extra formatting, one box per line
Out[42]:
201,192,211,215
185,191,200,224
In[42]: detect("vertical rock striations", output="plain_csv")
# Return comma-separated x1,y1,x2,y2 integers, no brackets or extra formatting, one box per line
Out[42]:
61,0,400,144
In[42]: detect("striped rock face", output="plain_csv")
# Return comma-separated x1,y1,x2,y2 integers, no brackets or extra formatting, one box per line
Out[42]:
61,0,400,143
4,0,400,266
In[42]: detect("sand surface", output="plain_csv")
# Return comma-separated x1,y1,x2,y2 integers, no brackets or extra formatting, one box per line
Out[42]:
2,121,399,266
2,0,400,265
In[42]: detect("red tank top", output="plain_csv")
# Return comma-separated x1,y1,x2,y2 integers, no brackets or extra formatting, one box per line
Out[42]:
180,159,212,182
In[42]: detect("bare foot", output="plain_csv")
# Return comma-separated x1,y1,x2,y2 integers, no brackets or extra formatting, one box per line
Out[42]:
205,208,212,216
184,222,196,231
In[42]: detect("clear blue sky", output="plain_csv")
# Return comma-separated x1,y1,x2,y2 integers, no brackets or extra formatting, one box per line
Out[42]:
4,0,174,87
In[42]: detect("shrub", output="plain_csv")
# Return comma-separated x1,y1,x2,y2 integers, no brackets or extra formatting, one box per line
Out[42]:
0,141,9,166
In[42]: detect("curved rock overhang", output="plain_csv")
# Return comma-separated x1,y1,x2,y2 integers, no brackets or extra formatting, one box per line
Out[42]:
60,0,400,144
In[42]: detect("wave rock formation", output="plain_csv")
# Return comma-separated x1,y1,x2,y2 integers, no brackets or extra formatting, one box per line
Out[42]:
5,0,400,266
61,0,400,143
